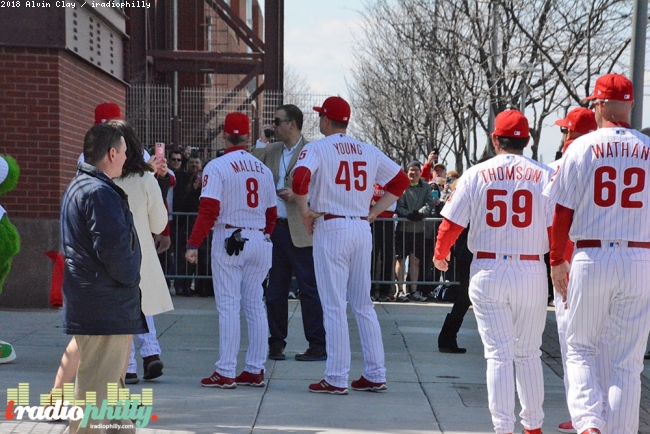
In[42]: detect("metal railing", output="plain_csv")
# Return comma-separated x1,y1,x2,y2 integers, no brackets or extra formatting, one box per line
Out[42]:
160,214,460,291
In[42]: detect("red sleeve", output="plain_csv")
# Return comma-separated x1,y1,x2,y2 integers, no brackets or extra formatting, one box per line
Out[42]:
420,162,433,182
434,218,465,260
161,221,171,237
292,167,312,195
550,203,574,266
168,172,176,187
265,206,278,235
384,170,409,197
187,198,220,248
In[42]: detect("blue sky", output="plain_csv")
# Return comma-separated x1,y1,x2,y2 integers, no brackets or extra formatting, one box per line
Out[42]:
276,1,650,166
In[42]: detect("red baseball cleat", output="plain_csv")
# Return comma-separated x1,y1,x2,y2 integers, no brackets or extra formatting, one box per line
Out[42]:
234,370,265,387
308,379,348,395
201,371,236,388
558,420,577,433
523,429,542,434
351,375,387,392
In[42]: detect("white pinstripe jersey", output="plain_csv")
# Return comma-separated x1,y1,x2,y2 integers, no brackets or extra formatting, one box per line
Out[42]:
442,154,554,255
200,148,276,230
543,127,650,242
293,133,401,215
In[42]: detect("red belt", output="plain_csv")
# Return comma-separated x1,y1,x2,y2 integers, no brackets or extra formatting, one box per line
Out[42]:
323,214,368,221
476,252,540,260
576,240,650,249
224,224,263,232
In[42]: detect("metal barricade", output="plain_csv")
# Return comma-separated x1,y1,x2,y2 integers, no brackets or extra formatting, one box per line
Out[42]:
162,214,461,292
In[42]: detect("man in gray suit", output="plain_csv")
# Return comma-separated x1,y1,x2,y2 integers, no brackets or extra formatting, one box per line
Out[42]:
253,104,326,361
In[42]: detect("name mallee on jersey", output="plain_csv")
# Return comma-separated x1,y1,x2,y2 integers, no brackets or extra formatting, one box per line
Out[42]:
230,159,267,174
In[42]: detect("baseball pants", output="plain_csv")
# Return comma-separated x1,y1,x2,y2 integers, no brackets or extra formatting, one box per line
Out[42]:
469,257,547,434
313,217,386,388
211,227,272,378
565,245,650,434
554,289,610,420
127,316,161,374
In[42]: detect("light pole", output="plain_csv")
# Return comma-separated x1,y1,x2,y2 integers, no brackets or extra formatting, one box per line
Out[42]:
508,62,541,112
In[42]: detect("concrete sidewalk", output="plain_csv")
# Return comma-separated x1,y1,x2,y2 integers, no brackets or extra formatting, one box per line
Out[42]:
1,297,650,434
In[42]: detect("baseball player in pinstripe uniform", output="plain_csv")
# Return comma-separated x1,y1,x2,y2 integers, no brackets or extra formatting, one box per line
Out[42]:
186,112,278,389
548,108,604,434
434,110,553,434
292,96,409,394
545,74,650,434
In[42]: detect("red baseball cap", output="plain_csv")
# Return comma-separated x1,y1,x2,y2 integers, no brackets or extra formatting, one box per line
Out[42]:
313,96,351,123
555,107,597,135
223,112,250,135
94,102,122,125
584,73,634,101
493,110,529,139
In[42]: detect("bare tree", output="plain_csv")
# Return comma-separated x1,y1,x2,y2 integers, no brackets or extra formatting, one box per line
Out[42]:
349,0,633,171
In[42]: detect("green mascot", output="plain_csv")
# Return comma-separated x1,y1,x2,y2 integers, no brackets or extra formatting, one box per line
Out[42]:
0,155,20,363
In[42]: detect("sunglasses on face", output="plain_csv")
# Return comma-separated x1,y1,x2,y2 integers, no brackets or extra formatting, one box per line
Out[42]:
560,127,569,134
170,158,182,162
273,118,291,126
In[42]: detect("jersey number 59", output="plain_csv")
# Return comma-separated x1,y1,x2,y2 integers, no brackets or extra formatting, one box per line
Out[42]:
486,189,533,228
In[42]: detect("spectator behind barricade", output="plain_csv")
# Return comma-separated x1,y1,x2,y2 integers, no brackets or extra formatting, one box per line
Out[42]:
394,160,434,302
163,150,184,287
371,183,397,302
174,153,204,296
420,148,439,182
180,145,192,171
436,177,472,353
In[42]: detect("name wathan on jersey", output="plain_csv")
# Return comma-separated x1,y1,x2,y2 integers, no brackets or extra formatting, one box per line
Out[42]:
591,141,650,160
229,159,266,174
479,165,545,184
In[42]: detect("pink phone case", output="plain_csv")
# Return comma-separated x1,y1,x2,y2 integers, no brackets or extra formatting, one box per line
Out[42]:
155,142,165,159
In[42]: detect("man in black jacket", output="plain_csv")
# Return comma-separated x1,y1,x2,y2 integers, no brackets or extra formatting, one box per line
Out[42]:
61,123,147,434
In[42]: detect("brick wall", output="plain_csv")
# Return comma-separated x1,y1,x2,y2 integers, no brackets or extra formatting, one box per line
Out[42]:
0,46,126,219
0,45,126,308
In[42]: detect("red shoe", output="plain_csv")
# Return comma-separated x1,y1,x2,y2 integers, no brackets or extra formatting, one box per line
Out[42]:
558,420,577,433
201,371,236,388
234,370,265,387
308,379,348,395
580,429,601,434
523,429,542,434
351,375,387,392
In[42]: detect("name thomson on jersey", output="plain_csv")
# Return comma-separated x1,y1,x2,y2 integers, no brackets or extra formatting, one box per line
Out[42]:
479,166,544,184
591,141,650,160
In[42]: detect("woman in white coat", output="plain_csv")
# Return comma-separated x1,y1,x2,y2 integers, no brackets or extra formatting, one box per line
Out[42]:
111,120,174,384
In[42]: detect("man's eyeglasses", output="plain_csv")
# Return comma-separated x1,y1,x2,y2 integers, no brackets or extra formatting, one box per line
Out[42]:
170,158,182,162
273,118,291,126
560,127,569,134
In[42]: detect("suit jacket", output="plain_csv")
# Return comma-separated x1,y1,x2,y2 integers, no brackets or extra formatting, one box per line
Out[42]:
252,138,312,248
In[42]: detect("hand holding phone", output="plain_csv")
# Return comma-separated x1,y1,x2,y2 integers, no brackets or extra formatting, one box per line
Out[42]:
154,142,165,160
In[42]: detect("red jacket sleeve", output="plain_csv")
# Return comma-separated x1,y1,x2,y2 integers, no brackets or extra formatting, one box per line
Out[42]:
187,198,220,248
550,203,574,266
265,206,278,235
420,162,434,182
292,167,312,195
434,218,466,260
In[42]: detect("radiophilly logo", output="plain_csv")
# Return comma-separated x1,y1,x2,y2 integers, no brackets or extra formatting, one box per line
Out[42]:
4,382,157,428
